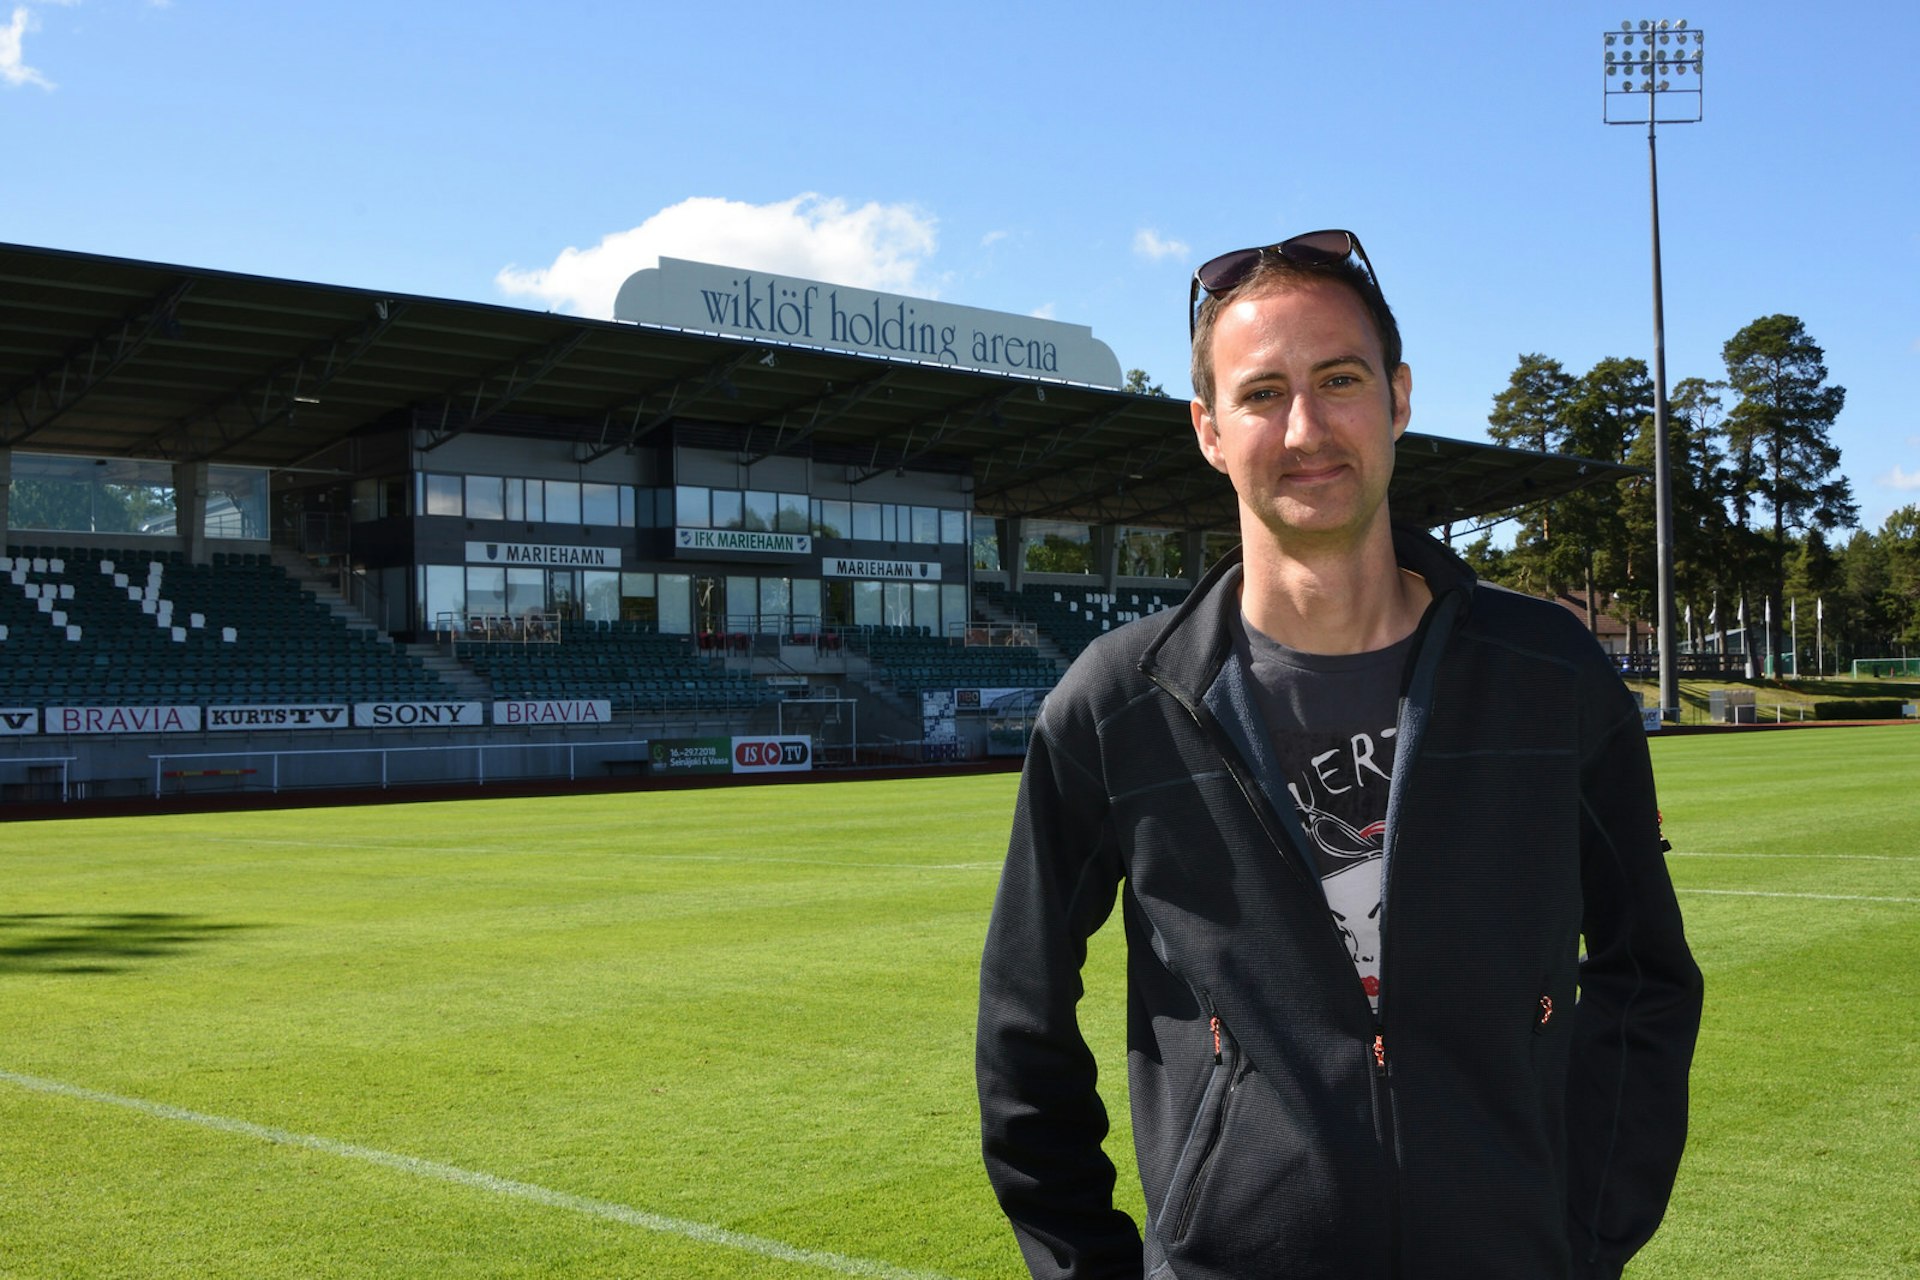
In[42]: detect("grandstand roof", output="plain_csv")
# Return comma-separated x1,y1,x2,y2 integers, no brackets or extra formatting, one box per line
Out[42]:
1,241,1634,531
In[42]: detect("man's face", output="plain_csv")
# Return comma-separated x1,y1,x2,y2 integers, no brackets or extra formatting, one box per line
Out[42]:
1190,278,1412,553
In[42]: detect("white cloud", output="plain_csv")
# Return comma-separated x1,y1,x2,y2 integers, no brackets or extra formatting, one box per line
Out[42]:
1133,228,1191,262
495,194,939,319
1030,302,1057,320
1883,465,1920,492
980,229,1009,248
2,5,54,90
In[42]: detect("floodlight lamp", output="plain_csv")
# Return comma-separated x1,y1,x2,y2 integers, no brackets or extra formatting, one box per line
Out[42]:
1659,79,1670,90
1659,32,1670,44
1659,18,1671,29
1606,32,1617,45
1639,19,1650,29
1622,19,1632,29
1607,64,1618,75
1676,18,1687,28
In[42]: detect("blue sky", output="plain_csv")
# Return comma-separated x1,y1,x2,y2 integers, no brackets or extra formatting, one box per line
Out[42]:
6,0,1916,537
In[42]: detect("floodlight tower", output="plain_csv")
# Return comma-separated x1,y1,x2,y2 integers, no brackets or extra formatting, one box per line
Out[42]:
1604,18,1703,722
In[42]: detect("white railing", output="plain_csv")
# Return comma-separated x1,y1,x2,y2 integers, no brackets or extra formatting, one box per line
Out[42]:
148,737,653,798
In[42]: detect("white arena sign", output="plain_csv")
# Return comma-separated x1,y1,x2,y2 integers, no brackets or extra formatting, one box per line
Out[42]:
675,528,811,556
465,541,620,568
1,708,40,735
47,706,202,735
615,258,1124,388
207,704,350,731
492,699,612,726
822,557,941,582
352,702,485,729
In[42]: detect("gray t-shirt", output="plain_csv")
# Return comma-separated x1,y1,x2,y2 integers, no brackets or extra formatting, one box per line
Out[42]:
1234,615,1414,1012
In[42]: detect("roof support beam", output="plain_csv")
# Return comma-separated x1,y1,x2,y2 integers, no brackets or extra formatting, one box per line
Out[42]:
574,348,764,463
847,387,1022,484
420,327,592,451
129,299,405,462
0,279,193,448
737,369,900,466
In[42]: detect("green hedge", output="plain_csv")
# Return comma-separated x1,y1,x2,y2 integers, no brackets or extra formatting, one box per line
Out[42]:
1811,699,1907,720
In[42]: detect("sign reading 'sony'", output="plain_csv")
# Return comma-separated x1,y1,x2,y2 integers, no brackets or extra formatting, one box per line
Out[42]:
615,259,1123,388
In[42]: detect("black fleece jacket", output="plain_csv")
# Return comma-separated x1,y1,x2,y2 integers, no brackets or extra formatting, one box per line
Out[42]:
977,528,1702,1280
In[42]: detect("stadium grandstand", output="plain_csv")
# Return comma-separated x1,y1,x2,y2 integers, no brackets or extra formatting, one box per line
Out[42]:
0,241,1633,804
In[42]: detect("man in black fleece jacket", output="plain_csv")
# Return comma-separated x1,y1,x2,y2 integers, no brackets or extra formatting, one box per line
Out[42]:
976,230,1702,1279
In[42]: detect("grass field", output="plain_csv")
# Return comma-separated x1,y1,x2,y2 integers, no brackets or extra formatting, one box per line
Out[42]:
3,726,1917,1278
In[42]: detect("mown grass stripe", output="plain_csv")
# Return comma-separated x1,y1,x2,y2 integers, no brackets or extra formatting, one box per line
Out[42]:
0,1068,960,1280
1675,888,1920,905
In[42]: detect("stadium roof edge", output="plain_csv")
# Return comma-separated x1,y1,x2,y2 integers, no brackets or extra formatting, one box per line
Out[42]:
0,240,1638,533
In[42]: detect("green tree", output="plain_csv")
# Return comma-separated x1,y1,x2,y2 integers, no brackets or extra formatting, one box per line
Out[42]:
1484,353,1577,595
1553,357,1650,633
1122,368,1169,397
1878,505,1920,650
1722,315,1856,669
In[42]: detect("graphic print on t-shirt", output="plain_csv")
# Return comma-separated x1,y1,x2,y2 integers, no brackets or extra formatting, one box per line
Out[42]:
1282,725,1396,1007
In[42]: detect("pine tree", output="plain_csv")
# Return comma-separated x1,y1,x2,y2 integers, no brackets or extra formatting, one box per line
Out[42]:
1722,315,1856,670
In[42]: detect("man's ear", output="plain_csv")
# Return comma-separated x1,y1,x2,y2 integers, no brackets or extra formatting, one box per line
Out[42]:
1192,397,1228,474
1390,363,1413,440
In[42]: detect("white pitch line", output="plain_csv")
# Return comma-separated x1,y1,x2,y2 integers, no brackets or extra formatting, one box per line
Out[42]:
0,1069,958,1280
1676,888,1920,906
196,837,999,871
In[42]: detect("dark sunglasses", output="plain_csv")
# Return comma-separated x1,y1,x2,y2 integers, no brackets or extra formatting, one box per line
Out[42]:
1188,230,1381,338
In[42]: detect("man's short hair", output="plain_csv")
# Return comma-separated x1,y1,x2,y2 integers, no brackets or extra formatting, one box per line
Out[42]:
1190,254,1403,411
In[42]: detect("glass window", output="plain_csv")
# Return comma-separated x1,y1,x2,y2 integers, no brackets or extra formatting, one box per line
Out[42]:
584,570,620,622
911,506,940,544
507,568,545,618
793,578,822,622
913,582,941,633
941,509,966,545
524,479,545,522
621,572,655,597
852,502,881,541
711,489,744,530
743,490,776,532
726,576,757,630
424,564,465,631
777,493,808,534
884,582,913,627
206,465,269,539
465,476,504,520
942,584,967,634
816,499,850,539
619,486,635,528
676,485,710,528
466,566,506,618
503,478,525,522
759,577,791,632
657,573,691,634
425,474,463,517
582,482,618,526
881,504,898,542
972,518,1001,571
545,480,581,525
853,580,883,627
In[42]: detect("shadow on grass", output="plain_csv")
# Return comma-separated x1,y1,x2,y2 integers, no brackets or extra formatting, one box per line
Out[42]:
0,913,256,975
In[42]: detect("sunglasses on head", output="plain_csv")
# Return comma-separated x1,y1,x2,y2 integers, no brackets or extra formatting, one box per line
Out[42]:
1188,230,1381,338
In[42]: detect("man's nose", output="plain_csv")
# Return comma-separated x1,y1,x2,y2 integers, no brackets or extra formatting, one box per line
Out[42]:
1284,393,1330,453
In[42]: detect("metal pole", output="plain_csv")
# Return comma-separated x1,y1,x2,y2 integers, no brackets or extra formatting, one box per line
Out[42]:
1647,113,1680,720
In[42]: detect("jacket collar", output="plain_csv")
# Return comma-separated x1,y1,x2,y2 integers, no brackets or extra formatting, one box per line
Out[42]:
1138,524,1477,704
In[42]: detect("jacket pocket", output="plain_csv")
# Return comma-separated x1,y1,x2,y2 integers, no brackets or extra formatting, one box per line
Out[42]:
1158,1009,1242,1247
